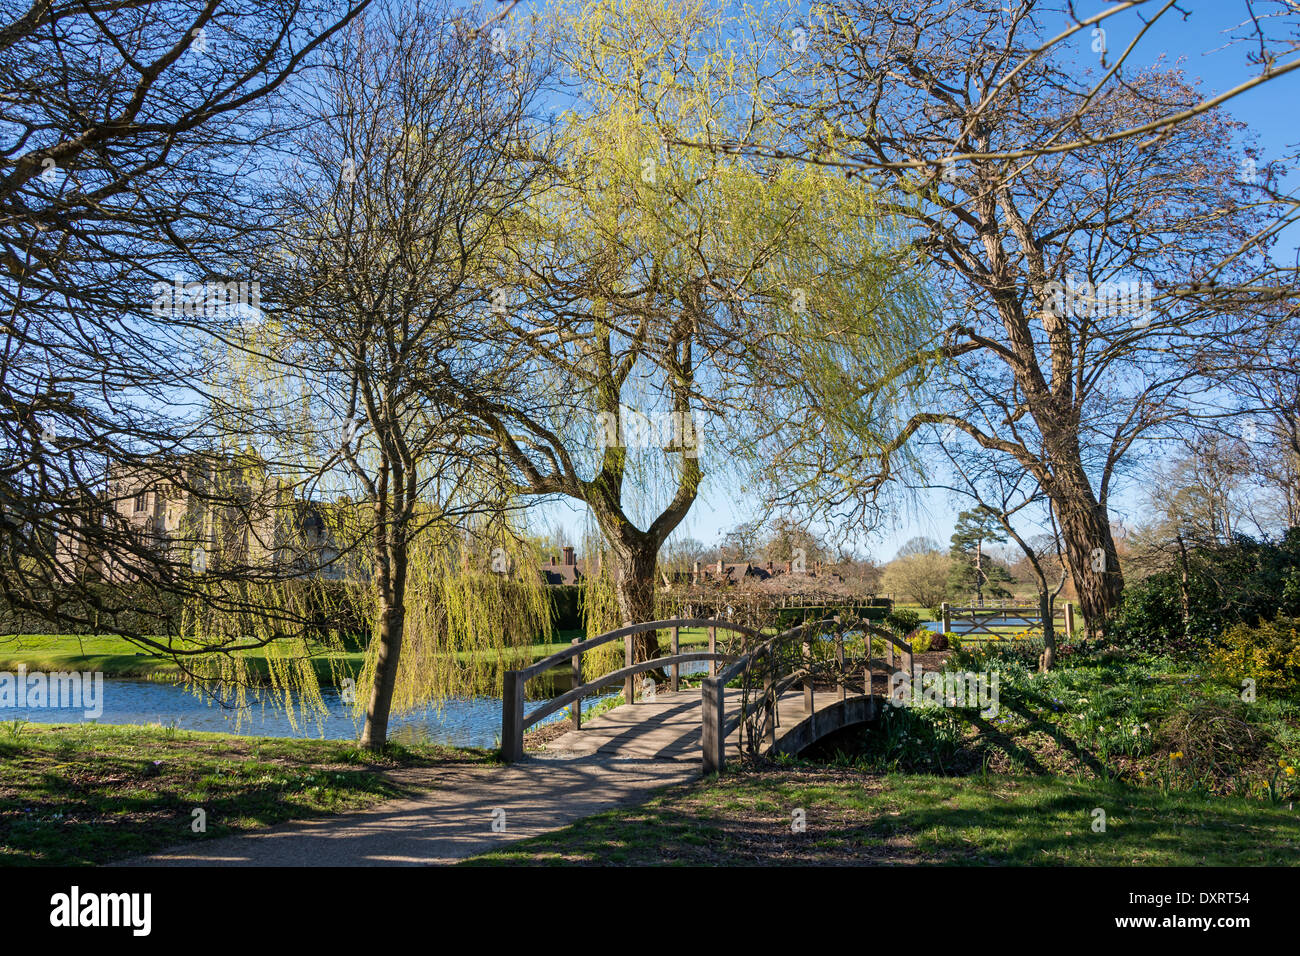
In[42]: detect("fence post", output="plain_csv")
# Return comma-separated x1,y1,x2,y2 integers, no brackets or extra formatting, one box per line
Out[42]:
941,601,951,634
708,625,717,677
501,670,524,763
701,676,725,774
901,637,913,679
571,637,582,730
625,632,635,704
1065,602,1076,641
670,625,680,693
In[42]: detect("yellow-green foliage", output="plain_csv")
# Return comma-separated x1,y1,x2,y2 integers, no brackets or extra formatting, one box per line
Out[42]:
349,518,552,719
1209,615,1300,694
578,544,626,678
180,577,344,733
577,535,684,679
910,632,932,653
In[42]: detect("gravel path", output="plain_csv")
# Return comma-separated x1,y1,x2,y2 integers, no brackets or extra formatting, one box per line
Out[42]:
123,752,698,866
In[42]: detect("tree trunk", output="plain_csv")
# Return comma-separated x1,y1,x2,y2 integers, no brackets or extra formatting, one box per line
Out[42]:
1051,471,1123,640
1037,588,1055,672
612,542,661,664
360,520,408,752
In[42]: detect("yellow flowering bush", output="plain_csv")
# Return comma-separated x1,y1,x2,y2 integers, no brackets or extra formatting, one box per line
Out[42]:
1208,615,1300,693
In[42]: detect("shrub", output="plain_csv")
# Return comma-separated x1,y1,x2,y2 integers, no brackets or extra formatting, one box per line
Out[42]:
1207,615,1300,694
929,631,949,652
1107,527,1300,655
1158,700,1271,788
910,631,932,653
886,608,921,635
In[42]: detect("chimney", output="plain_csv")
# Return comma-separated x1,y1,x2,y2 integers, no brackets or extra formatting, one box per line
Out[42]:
716,559,724,576
563,546,575,566
692,560,700,585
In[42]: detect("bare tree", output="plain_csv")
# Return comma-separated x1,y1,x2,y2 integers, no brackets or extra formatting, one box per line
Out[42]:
0,0,370,645
235,0,554,749
739,0,1279,635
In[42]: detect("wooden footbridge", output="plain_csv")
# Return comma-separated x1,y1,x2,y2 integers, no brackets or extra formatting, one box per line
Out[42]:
501,618,915,771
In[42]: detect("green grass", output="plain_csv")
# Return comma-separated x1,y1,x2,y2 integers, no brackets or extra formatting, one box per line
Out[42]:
461,767,1300,866
473,647,1300,866
0,722,496,866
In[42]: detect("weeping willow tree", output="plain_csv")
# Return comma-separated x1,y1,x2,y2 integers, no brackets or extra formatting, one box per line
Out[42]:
348,513,552,719
186,0,561,750
433,0,935,666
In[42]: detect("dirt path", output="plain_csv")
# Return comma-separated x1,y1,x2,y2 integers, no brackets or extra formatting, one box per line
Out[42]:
124,683,864,867
124,752,698,867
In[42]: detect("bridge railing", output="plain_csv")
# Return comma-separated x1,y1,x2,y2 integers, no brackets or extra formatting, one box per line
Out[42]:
701,617,914,773
500,618,764,762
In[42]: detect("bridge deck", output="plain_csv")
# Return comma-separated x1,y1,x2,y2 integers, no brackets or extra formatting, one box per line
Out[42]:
542,682,885,763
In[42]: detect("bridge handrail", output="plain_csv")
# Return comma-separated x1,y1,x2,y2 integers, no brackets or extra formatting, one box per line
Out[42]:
704,617,914,772
714,617,912,683
501,617,768,761
520,651,735,730
500,615,918,766
516,617,765,682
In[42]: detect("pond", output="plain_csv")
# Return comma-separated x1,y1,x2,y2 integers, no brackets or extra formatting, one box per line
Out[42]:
5,661,713,747
923,618,1043,634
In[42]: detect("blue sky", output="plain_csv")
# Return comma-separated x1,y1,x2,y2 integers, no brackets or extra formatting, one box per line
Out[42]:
527,0,1300,563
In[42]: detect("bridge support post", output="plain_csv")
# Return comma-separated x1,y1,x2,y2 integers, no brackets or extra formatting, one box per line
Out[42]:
836,634,846,702
624,634,634,704
502,670,524,763
708,626,717,677
763,672,776,744
701,676,725,774
941,601,951,634
671,626,680,693
571,638,582,730
802,641,813,716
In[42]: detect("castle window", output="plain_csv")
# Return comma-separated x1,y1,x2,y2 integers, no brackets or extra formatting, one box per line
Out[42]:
133,492,148,513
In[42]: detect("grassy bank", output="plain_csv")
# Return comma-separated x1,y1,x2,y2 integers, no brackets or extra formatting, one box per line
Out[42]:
472,646,1300,866
462,767,1300,866
0,723,495,866
0,628,715,685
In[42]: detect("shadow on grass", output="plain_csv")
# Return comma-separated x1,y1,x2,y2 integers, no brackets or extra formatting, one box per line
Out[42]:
461,772,1300,866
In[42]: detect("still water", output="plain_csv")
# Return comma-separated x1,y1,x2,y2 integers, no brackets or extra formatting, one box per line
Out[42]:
5,678,612,748
923,618,1040,634
6,661,713,746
